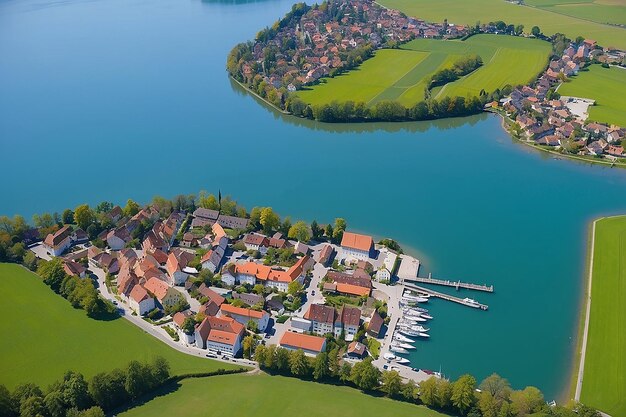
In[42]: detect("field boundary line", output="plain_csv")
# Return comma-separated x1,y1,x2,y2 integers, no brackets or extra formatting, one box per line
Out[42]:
366,51,430,105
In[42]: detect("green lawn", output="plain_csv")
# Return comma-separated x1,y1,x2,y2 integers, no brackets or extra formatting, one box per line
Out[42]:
119,374,448,417
297,34,551,107
579,216,626,416
377,0,626,49
296,49,429,106
0,263,239,389
558,65,626,126
524,0,626,27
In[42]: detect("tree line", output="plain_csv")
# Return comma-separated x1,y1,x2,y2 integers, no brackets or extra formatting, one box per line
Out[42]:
252,344,600,417
428,55,483,88
0,358,170,417
35,258,115,318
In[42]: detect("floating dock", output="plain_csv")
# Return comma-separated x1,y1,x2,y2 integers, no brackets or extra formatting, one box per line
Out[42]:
405,283,489,310
405,273,494,293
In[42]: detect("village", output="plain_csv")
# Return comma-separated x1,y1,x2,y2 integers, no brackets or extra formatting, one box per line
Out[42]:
493,39,626,159
30,201,446,383
231,0,467,90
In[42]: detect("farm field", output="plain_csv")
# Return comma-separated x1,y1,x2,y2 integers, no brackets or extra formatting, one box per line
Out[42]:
524,0,626,27
297,34,551,107
0,263,239,389
377,0,626,49
118,374,448,417
579,216,626,416
558,65,626,126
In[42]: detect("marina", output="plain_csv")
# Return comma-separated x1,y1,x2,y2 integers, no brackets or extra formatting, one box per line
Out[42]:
405,273,494,292
405,283,489,310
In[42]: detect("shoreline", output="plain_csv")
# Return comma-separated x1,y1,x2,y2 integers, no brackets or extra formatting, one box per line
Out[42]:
492,111,626,170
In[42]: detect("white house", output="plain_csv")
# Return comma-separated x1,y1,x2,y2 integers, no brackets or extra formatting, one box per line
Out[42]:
340,231,374,260
107,228,130,251
376,268,391,282
43,225,73,256
279,332,326,356
333,306,361,341
128,285,155,316
194,316,245,356
304,304,335,336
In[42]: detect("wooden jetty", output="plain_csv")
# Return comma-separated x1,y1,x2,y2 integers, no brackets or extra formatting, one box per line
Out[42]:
405,283,489,311
405,273,494,293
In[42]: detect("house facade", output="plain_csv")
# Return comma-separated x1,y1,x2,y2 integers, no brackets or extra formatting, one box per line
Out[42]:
194,316,245,356
129,285,155,315
43,225,73,256
340,231,374,260
219,303,269,332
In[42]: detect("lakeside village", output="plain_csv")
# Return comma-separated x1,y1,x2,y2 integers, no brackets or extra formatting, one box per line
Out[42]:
228,0,626,161
19,196,492,385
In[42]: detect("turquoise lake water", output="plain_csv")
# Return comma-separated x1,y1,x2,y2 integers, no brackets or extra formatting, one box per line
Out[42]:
2,0,626,400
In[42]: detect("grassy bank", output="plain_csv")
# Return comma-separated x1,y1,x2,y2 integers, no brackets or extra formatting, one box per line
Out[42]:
576,216,626,416
118,373,448,417
558,65,626,127
297,34,551,107
376,0,626,49
0,263,239,389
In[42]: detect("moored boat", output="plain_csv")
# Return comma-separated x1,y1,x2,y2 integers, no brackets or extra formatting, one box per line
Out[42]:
390,345,409,354
383,352,396,361
395,358,410,365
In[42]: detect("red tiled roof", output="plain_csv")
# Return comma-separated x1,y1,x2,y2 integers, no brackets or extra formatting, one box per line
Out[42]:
279,332,326,353
220,303,267,320
341,232,373,252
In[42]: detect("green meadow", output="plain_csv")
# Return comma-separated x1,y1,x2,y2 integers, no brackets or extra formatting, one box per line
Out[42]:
297,34,551,107
558,65,626,126
118,374,447,417
524,0,626,27
0,263,239,389
579,216,626,416
377,0,626,49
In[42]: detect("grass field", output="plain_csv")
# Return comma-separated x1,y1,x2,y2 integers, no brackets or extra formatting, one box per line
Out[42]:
297,34,551,107
524,0,626,27
119,374,448,417
0,263,239,389
377,0,626,49
558,65,626,126
579,216,626,416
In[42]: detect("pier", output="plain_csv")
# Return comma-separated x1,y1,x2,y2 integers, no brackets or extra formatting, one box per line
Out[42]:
405,273,494,292
405,283,489,310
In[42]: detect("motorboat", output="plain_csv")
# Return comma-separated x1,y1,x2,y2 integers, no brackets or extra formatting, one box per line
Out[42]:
383,352,396,361
394,333,415,343
398,327,420,337
417,332,430,338
403,315,427,323
420,313,434,320
398,343,416,350
395,358,411,365
463,298,481,308
390,345,409,354
402,294,429,303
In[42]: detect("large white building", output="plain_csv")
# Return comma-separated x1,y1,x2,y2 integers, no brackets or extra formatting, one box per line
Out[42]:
340,232,374,261
194,316,245,356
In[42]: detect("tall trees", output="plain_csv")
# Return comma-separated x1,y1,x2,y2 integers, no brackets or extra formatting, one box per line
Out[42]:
312,352,330,381
350,358,380,391
74,205,95,231
381,370,402,397
419,377,438,406
123,199,140,217
310,220,322,240
452,374,477,415
332,218,346,243
288,221,311,242
260,207,280,234
288,349,309,377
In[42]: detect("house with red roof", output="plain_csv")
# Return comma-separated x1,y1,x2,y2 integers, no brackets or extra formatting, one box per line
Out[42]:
219,303,269,332
43,225,73,256
279,331,326,356
144,277,183,309
194,315,245,356
62,260,87,278
341,231,374,260
129,285,155,316
233,255,311,292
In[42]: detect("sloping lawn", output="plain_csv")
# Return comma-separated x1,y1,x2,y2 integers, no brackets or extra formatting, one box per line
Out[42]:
558,65,626,126
580,216,626,416
0,263,239,389
119,374,449,417
377,0,626,49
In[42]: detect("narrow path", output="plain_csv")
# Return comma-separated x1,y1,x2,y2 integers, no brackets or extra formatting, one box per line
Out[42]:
574,219,597,405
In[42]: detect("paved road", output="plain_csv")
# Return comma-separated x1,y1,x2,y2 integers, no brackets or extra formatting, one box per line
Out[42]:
90,265,255,369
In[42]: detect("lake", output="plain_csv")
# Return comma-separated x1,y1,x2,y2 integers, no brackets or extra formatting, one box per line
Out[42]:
2,0,626,400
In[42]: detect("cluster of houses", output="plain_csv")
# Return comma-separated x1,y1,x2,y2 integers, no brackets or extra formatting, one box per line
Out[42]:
40,201,395,359
237,0,466,90
498,39,626,157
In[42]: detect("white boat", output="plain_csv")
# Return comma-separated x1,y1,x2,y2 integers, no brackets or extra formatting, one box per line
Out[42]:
398,327,420,337
398,343,416,350
417,332,430,338
395,358,411,364
383,352,396,361
394,334,415,343
403,316,427,323
390,345,409,354
412,325,429,332
463,298,481,308
420,313,434,320
402,294,429,303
